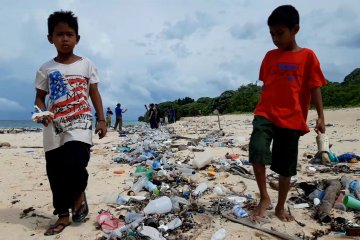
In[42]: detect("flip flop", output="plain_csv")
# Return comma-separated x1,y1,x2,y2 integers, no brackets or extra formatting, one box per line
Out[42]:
72,192,89,223
96,210,125,234
44,222,70,236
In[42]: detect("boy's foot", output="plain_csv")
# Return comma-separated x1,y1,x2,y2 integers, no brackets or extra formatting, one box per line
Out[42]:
250,197,271,220
275,207,294,222
44,215,70,236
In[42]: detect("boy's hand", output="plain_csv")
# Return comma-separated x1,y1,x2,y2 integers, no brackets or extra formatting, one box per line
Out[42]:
95,121,107,139
32,110,54,127
34,115,53,127
314,117,325,134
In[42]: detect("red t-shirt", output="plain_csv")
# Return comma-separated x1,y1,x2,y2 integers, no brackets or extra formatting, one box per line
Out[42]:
254,48,326,134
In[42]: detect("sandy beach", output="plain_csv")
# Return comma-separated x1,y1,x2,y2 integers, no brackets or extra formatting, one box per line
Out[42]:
0,107,359,240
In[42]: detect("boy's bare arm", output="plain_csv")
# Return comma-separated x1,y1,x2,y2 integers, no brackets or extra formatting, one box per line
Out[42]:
35,89,47,110
89,83,107,139
311,87,325,134
34,89,53,126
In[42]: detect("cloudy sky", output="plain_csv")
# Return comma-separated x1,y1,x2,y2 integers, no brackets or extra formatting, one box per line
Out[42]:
0,0,359,120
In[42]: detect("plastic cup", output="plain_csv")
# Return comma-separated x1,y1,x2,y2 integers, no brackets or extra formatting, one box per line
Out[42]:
343,195,360,210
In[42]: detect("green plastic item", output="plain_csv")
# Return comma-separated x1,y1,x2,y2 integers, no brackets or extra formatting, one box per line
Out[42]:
343,195,360,210
146,169,155,180
135,165,146,173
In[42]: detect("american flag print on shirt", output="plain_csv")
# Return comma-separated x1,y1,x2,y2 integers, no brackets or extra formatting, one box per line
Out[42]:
48,70,92,134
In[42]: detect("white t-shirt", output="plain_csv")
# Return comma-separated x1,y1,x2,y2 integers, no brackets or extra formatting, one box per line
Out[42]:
35,57,99,152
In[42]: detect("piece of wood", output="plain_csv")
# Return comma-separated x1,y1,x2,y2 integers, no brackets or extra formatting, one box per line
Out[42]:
221,212,302,240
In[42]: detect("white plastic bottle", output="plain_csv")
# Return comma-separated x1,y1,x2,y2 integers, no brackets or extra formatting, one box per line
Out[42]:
176,167,196,176
131,175,148,193
193,182,208,196
211,228,226,240
192,149,213,169
143,196,172,215
159,218,183,231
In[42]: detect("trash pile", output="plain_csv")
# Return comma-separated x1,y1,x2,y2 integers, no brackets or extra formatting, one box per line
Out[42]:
93,123,360,239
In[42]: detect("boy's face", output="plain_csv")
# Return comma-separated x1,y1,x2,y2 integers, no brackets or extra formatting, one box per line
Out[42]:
269,24,299,51
48,22,80,54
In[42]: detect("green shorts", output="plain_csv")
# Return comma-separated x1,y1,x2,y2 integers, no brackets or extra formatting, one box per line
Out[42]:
249,116,301,177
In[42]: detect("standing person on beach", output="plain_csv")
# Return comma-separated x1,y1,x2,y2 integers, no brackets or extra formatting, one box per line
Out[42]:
114,103,127,132
34,11,107,235
148,103,157,129
105,107,113,128
249,5,326,222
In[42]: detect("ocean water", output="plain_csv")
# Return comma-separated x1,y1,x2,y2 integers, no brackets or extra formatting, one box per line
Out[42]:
0,120,40,129
0,120,139,129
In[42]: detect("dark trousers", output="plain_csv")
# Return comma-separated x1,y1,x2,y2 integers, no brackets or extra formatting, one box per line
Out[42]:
45,141,91,216
114,117,123,131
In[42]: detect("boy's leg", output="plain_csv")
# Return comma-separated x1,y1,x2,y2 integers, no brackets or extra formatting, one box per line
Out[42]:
276,175,293,221
252,163,271,218
249,116,273,219
45,146,72,216
271,127,300,222
44,146,71,235
63,141,91,219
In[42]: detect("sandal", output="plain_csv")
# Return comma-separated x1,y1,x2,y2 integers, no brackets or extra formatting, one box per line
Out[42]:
44,221,70,236
72,192,89,223
96,210,125,234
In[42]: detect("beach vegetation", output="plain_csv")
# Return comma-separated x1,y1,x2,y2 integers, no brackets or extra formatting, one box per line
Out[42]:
138,68,360,120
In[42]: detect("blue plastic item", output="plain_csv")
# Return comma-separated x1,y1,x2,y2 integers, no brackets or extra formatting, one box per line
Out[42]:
337,153,360,162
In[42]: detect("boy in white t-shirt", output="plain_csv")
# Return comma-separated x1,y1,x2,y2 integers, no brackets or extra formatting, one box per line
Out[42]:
34,11,107,235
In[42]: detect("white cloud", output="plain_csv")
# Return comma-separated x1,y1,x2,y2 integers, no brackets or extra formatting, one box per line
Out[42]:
0,98,24,111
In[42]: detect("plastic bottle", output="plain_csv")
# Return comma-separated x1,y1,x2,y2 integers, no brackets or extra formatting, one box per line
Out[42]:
165,218,182,230
124,212,144,224
316,133,329,152
104,193,128,204
116,195,130,205
308,189,324,201
170,197,180,212
192,149,213,169
211,228,226,240
152,160,162,170
110,216,144,238
131,176,148,193
340,176,350,189
193,182,208,196
174,167,196,176
143,196,172,215
144,180,160,196
233,205,248,218
349,180,360,191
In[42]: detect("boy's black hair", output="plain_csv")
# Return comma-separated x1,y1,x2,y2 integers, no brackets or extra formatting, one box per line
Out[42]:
48,10,78,35
268,5,299,29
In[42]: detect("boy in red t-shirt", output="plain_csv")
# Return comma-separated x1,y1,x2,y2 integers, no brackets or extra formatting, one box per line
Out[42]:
249,5,326,222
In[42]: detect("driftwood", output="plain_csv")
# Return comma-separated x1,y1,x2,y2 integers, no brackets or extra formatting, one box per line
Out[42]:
221,212,302,240
317,179,341,222
20,146,43,148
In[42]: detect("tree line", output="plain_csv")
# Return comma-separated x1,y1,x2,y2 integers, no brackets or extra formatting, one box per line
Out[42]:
138,68,360,121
